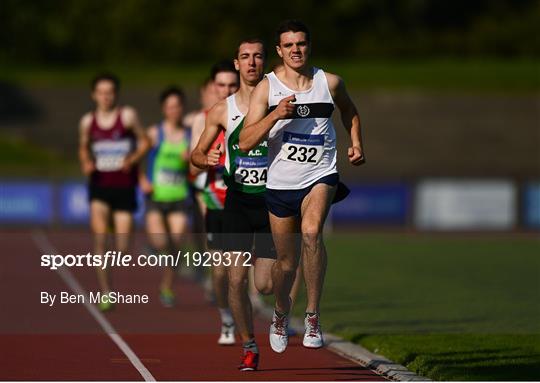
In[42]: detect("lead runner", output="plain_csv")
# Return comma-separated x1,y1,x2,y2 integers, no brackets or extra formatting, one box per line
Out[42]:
240,19,365,353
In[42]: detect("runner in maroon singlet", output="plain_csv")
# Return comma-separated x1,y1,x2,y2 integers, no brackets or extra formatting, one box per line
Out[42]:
78,73,150,311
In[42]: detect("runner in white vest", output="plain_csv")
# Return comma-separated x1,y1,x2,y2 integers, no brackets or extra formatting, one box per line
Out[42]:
240,20,365,353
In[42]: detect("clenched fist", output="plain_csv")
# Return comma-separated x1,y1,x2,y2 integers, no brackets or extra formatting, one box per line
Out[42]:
273,94,296,119
348,146,365,166
206,143,224,167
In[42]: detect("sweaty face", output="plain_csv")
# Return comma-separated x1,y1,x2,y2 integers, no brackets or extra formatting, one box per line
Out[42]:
162,95,184,123
235,42,265,85
213,72,239,100
92,80,117,110
276,31,310,70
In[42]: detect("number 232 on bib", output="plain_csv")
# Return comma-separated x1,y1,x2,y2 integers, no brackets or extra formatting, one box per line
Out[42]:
281,132,324,164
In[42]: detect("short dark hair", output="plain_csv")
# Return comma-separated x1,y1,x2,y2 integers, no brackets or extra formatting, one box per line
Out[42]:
202,77,213,88
91,72,120,91
210,60,238,81
275,19,311,45
159,86,185,105
236,38,267,59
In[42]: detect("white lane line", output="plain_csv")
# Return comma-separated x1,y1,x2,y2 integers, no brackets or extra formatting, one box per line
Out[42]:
32,230,156,382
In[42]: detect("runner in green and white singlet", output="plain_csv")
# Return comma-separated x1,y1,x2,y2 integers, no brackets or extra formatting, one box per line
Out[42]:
192,39,281,371
223,100,268,195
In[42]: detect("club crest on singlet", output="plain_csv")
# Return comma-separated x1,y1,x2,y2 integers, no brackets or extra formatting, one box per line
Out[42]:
297,105,310,117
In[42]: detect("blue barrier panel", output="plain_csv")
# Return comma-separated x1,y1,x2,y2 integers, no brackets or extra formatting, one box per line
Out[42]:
59,182,89,224
331,183,410,225
0,182,53,224
524,182,540,228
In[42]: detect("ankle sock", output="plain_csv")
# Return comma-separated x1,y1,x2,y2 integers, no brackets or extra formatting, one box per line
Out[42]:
219,308,234,325
243,338,259,353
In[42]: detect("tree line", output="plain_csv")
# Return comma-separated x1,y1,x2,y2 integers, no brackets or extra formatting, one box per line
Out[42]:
1,0,539,65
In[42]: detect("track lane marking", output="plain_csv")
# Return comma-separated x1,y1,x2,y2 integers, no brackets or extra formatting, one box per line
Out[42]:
32,230,156,382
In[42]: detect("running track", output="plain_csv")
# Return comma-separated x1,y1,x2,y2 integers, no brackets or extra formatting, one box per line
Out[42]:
0,230,385,381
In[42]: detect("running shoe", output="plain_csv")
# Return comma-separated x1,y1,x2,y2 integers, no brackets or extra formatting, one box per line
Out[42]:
159,288,176,308
218,322,235,345
269,310,289,353
98,293,114,312
238,349,259,371
303,313,324,349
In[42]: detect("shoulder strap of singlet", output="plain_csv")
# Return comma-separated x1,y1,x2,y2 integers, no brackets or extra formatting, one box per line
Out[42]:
115,107,123,127
157,122,165,145
184,126,191,144
145,122,163,182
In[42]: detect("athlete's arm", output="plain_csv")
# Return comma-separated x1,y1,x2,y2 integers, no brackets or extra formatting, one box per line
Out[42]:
139,125,157,195
190,101,225,170
78,113,94,176
327,73,365,166
239,78,295,152
122,106,151,171
189,111,208,175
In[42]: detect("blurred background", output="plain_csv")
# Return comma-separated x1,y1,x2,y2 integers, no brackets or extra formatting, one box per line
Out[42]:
0,1,539,380
0,0,538,229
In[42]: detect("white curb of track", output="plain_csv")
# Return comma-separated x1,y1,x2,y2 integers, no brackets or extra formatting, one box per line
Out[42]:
257,305,430,382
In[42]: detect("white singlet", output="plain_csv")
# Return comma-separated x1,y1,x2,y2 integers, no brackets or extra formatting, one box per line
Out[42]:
266,67,337,190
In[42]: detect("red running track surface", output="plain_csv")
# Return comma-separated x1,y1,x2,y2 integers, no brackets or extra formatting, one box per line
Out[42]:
0,230,386,381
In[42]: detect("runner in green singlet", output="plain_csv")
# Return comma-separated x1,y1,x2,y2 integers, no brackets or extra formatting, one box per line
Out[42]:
140,86,191,307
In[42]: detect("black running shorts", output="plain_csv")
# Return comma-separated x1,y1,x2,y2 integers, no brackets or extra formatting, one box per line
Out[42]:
205,208,224,250
89,184,138,212
222,189,276,259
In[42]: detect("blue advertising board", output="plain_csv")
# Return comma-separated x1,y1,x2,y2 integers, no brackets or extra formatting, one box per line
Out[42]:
331,183,410,225
523,182,540,229
59,182,89,224
0,182,53,224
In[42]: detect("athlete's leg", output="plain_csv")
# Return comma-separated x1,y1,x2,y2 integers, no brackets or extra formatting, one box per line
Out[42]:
213,259,229,308
146,210,171,297
228,256,252,343
299,183,336,313
90,200,111,293
192,192,207,281
254,258,274,295
256,257,302,303
207,210,229,310
289,262,303,309
112,210,133,253
146,210,169,251
163,211,189,292
248,267,265,312
269,214,300,314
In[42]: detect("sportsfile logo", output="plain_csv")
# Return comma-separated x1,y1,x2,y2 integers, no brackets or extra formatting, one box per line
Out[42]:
40,250,253,270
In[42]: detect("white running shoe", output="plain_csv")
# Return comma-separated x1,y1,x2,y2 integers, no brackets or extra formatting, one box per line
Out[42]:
269,311,289,353
218,322,235,345
303,313,324,349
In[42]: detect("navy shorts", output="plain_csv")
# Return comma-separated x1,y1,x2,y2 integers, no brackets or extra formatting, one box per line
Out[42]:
265,173,349,218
